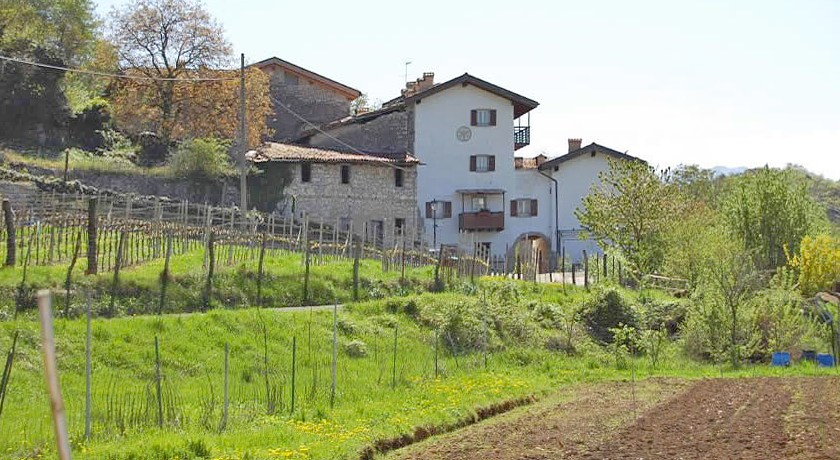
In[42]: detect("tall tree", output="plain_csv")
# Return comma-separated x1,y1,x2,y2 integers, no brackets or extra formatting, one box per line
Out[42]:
0,0,98,63
108,0,232,144
576,158,680,277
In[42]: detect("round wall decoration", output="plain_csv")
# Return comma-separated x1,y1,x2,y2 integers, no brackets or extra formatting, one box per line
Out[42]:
456,126,472,142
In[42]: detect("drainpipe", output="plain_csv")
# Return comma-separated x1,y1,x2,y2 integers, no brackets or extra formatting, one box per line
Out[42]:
537,170,559,256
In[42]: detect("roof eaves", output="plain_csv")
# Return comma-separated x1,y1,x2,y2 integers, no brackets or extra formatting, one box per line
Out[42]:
252,56,361,99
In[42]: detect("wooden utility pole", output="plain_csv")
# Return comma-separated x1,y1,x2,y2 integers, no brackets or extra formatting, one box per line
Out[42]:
239,53,248,212
37,291,72,460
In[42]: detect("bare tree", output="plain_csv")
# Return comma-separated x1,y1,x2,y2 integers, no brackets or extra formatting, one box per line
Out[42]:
108,0,232,143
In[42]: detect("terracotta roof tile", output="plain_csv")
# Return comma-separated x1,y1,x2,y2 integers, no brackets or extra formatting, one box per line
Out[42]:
248,142,419,165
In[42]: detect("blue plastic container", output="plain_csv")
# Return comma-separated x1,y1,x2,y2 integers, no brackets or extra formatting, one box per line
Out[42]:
772,351,791,366
802,350,817,362
817,354,835,367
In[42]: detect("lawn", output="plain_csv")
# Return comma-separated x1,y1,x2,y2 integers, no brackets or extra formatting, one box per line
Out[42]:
0,280,835,460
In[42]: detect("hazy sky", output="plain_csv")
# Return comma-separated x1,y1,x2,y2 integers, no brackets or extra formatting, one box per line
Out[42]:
95,0,840,179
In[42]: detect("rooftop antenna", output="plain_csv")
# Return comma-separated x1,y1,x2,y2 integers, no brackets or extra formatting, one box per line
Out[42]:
404,60,412,84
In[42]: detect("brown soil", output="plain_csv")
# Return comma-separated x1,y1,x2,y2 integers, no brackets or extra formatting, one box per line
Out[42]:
387,377,840,460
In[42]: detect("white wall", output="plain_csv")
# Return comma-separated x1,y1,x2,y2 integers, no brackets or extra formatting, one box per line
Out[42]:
413,84,552,256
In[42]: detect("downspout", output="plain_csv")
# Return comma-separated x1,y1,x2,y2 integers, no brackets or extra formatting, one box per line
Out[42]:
537,170,559,255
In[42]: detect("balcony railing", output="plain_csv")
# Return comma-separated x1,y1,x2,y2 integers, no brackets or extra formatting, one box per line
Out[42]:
514,126,530,150
459,211,505,232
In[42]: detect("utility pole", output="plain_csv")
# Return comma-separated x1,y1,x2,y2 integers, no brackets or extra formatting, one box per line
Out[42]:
239,53,248,212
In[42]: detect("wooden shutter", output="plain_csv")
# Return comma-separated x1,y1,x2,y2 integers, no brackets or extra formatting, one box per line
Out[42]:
470,109,477,126
425,202,433,218
489,109,497,126
469,155,477,171
488,155,496,171
531,199,538,216
510,200,518,217
443,201,452,218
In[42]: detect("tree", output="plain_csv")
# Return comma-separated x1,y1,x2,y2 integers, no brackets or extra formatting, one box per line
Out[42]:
576,158,680,277
0,0,98,64
722,167,830,270
785,234,840,295
108,0,233,144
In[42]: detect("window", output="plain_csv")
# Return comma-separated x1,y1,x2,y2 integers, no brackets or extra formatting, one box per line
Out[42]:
395,168,404,187
340,217,351,231
340,165,350,184
511,199,538,217
426,201,451,219
394,218,405,234
470,109,496,127
475,242,491,254
470,154,495,172
301,163,311,183
471,195,487,211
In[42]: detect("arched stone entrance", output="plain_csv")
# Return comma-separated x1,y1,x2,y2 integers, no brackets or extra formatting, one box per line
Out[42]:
508,232,552,274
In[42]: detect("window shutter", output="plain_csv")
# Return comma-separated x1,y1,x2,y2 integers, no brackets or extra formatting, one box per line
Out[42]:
425,202,433,218
531,199,538,216
489,109,497,126
510,200,517,217
488,155,496,171
470,109,477,126
469,155,477,171
444,201,452,218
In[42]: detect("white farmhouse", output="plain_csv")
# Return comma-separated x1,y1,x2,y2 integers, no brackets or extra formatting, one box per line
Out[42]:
255,71,643,269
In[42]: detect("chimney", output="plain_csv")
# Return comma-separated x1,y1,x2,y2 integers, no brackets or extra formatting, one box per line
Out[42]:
401,72,435,97
568,138,582,153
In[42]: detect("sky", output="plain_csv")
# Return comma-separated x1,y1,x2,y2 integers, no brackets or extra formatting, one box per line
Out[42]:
95,0,840,179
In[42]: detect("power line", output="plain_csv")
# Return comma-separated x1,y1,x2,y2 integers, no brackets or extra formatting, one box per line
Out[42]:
270,95,411,171
0,55,239,82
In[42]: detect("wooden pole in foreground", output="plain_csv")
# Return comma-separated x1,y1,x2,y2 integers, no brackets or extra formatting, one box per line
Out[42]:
37,290,73,460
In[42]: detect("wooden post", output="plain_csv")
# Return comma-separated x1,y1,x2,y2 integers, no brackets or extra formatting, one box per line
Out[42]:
257,234,267,307
154,336,163,428
158,233,172,315
37,290,73,460
3,199,16,266
561,248,565,285
0,332,19,425
290,335,296,414
392,326,398,388
86,198,97,275
352,241,360,301
571,259,576,286
330,300,337,408
221,342,228,431
85,292,91,440
64,229,81,318
303,232,311,305
203,232,216,310
583,250,589,290
109,231,126,315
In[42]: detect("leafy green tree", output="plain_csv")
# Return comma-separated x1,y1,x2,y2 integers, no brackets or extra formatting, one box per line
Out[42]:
170,138,234,181
576,158,680,277
0,0,98,63
722,167,829,270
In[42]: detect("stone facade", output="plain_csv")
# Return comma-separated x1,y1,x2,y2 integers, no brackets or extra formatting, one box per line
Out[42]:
278,161,418,248
268,74,352,141
304,109,409,154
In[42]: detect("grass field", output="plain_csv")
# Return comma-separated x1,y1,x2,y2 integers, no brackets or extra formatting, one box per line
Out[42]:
0,280,836,460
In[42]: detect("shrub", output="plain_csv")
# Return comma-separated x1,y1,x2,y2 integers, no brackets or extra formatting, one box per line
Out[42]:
580,288,636,344
169,138,233,181
344,339,367,357
337,317,359,336
785,234,840,295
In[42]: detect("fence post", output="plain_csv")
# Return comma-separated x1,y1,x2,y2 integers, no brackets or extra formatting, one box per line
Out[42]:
392,326,398,388
37,290,72,460
257,234,267,306
434,329,439,378
303,234,311,305
159,233,172,315
154,336,163,428
290,335,296,414
2,200,14,267
86,198,97,275
330,301,337,409
352,241,360,301
0,332,18,424
221,342,228,431
583,250,589,290
109,230,126,315
64,229,82,318
603,254,608,282
85,292,92,440
203,233,216,310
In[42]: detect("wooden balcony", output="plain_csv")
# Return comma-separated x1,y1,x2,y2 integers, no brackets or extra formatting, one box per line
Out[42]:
459,211,504,232
514,126,530,151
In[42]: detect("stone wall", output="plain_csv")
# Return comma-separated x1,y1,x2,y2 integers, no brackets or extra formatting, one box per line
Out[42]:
269,73,351,142
304,109,409,154
270,161,419,247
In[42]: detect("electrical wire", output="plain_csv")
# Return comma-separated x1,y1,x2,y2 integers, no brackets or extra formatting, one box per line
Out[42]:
0,54,239,82
270,95,411,171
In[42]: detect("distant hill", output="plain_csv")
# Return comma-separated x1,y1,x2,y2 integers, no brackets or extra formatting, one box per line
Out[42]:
711,166,749,176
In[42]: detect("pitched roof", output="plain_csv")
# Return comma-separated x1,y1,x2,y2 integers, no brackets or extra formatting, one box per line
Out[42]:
538,143,644,170
252,57,361,100
401,73,539,118
247,142,419,166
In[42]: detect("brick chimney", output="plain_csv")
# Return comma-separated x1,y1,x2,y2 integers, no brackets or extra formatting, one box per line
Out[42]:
568,138,582,153
401,72,435,97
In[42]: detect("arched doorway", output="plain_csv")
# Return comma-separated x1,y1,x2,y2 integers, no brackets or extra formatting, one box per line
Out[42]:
508,232,551,274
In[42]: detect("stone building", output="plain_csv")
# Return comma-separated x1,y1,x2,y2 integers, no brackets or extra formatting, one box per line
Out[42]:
252,57,361,142
247,143,420,248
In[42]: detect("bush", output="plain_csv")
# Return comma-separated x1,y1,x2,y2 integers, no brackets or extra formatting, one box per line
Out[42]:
580,288,636,344
344,339,367,357
170,138,233,181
